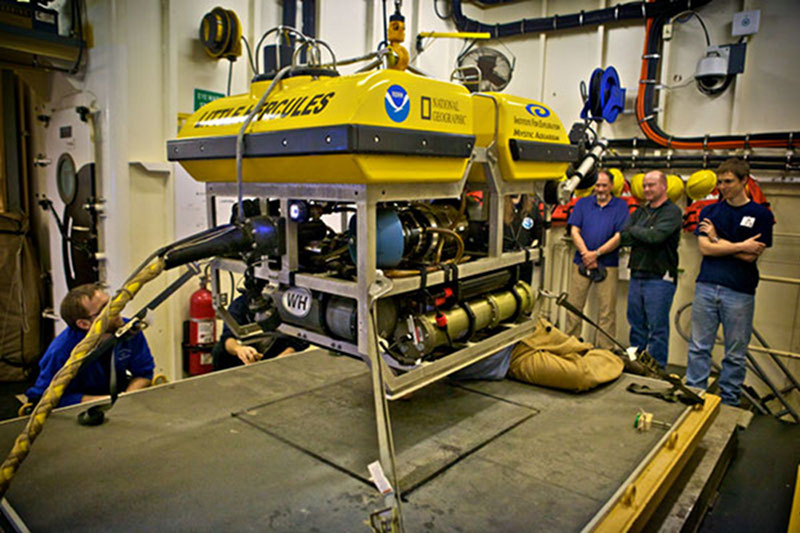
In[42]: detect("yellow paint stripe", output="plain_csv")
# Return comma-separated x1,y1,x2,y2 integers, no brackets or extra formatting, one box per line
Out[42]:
789,464,800,533
593,395,721,532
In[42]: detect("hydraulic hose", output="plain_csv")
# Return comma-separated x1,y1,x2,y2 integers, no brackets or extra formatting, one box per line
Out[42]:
0,216,282,498
236,65,294,223
162,217,282,270
0,257,166,498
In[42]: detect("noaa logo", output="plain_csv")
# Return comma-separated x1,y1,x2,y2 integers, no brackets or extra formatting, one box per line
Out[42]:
521,217,534,230
385,85,410,123
281,287,312,318
526,104,550,118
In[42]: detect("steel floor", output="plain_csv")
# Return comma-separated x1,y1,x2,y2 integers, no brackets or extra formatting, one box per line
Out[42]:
0,350,713,531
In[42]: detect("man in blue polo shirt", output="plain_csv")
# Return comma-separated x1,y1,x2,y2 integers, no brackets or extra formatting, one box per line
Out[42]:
27,283,155,407
564,170,630,349
685,158,773,406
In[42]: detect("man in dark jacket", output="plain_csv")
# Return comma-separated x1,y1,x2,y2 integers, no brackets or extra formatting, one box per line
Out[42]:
212,294,309,370
620,170,683,368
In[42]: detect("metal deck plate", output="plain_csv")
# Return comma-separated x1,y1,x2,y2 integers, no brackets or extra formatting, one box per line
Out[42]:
402,378,689,531
235,374,537,492
0,350,697,531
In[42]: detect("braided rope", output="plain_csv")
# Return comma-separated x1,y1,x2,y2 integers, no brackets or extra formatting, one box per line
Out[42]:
0,257,166,497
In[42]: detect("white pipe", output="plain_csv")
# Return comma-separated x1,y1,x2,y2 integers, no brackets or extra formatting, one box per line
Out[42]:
747,345,800,361
760,275,800,286
559,139,608,203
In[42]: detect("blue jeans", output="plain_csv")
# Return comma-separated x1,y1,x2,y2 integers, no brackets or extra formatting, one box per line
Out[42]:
627,277,676,367
685,282,755,406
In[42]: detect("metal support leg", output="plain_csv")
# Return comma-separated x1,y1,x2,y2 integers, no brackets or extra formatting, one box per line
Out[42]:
485,158,504,259
356,196,404,531
280,198,299,281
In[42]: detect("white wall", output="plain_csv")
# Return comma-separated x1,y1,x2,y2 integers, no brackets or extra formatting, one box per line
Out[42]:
30,0,276,379
30,1,800,398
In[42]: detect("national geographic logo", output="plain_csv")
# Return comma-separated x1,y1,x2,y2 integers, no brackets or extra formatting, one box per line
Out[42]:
420,96,467,125
193,92,335,128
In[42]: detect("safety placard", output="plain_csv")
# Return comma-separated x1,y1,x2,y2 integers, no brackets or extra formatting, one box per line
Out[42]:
194,88,225,111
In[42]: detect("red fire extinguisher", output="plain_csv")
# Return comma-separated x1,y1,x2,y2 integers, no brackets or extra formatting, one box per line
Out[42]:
186,275,216,375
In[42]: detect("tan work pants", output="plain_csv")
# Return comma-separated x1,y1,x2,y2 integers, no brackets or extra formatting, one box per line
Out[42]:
564,262,618,350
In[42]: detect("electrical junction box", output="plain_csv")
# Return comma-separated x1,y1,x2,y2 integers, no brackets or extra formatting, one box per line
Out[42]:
732,10,760,37
723,43,746,75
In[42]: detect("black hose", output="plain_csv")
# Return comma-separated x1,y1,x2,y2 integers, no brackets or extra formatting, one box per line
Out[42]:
241,35,256,73
162,217,282,270
123,225,232,288
450,0,710,38
69,0,85,75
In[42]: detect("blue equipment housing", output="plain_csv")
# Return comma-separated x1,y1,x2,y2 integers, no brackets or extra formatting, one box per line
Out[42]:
348,209,405,268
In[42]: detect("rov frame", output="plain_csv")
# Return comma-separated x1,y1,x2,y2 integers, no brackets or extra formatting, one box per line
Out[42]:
204,94,552,483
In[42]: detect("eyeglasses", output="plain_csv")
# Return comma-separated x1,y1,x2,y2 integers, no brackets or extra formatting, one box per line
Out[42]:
84,309,104,321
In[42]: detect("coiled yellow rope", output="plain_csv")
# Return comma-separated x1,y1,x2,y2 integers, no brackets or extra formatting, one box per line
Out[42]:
0,257,165,497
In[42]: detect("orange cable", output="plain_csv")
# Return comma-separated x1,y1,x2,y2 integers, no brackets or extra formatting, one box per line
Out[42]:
635,3,798,151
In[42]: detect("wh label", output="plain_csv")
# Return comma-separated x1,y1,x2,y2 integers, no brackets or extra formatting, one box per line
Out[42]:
282,287,313,317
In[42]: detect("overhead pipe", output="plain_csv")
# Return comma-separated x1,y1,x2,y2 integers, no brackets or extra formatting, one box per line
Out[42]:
300,0,315,63
601,154,800,172
449,0,711,38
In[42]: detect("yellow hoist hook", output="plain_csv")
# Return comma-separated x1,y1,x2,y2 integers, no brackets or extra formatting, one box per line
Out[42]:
387,1,408,71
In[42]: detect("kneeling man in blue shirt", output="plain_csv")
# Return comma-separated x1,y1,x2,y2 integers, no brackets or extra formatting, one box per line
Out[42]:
685,158,773,406
27,283,155,407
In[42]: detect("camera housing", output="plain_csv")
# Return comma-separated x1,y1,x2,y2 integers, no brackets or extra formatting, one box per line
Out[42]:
694,44,747,95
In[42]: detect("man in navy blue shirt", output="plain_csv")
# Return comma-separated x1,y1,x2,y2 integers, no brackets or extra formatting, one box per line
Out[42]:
212,294,309,369
27,283,154,407
685,158,773,405
565,170,630,349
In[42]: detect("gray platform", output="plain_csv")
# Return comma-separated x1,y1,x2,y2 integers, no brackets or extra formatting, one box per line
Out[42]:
0,350,724,532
